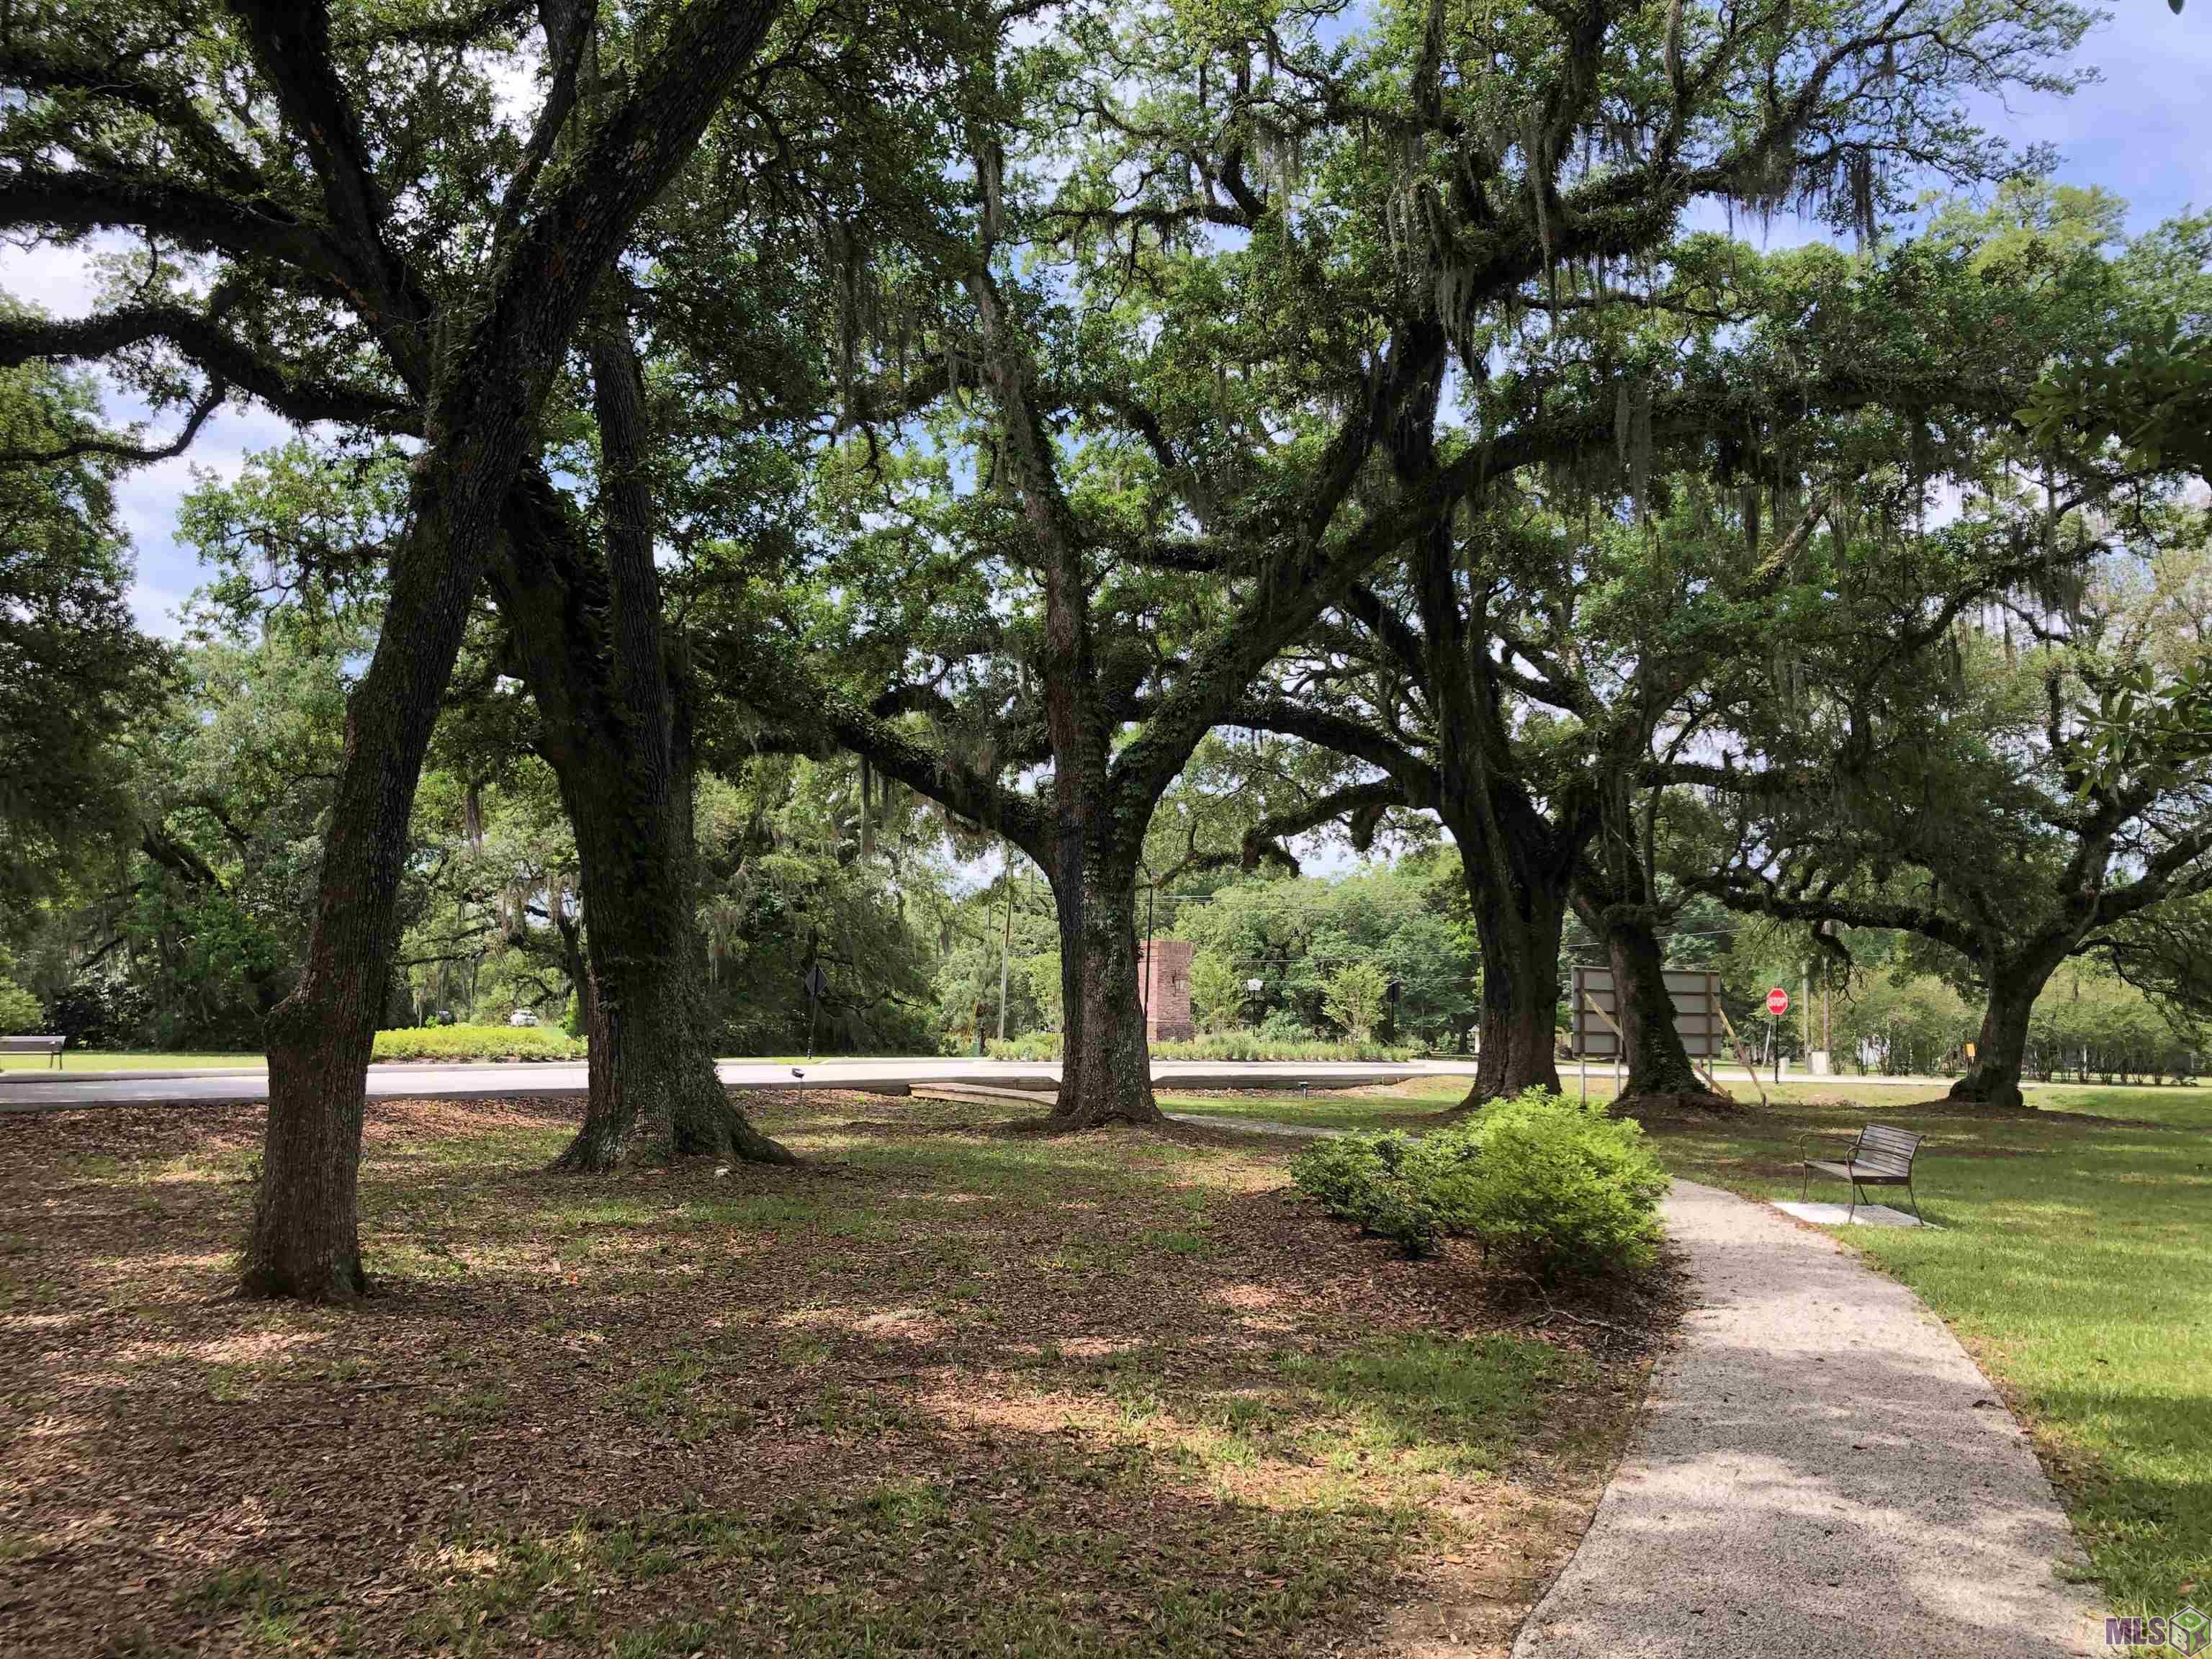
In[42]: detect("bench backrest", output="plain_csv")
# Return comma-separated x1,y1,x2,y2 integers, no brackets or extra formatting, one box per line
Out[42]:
1851,1123,1922,1176
0,1035,63,1053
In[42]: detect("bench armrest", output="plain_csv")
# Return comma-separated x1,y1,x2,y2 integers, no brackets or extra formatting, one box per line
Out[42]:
1797,1130,1858,1157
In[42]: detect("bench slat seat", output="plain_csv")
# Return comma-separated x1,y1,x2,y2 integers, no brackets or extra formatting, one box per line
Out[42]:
1,1034,66,1070
1802,1124,1925,1220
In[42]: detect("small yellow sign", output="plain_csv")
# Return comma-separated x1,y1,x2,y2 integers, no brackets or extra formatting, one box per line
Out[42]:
1965,1042,1977,1059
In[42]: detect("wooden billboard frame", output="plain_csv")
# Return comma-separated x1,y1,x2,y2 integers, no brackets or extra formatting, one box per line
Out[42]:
1569,963,1768,1105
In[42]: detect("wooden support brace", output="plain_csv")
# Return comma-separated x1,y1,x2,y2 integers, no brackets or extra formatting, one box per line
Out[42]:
1715,1002,1769,1107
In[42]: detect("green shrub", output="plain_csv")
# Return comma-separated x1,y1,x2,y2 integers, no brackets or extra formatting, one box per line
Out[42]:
370,1025,587,1062
1291,1088,1668,1280
1447,1089,1671,1280
1288,1132,1455,1255
0,976,42,1033
1322,961,1390,1043
981,1032,1061,1062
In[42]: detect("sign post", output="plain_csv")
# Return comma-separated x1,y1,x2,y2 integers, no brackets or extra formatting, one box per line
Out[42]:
804,961,828,1060
1766,986,1790,1084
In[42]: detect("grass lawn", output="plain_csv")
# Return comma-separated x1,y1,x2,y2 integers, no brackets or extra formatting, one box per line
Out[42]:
1157,1076,1480,1130
0,1089,1667,1657
0,1051,261,1072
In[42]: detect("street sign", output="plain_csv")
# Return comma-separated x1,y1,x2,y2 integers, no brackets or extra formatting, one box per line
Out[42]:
1766,986,1791,1017
804,963,828,999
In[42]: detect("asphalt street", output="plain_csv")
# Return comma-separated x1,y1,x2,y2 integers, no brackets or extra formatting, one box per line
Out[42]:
0,1056,1977,1112
0,1056,1470,1110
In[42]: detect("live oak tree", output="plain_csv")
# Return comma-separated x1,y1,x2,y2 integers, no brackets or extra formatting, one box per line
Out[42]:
0,0,800,1297
491,0,971,1169
1233,219,2099,1105
709,1,1454,1128
714,0,2090,1125
1690,518,2212,1110
0,356,168,918
1678,197,2212,1109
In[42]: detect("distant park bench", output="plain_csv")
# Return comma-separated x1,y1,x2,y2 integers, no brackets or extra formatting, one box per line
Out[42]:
1,1035,65,1069
1802,1123,1925,1222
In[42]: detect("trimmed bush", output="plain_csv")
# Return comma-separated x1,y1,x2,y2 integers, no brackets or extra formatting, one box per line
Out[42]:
1291,1089,1668,1280
983,1032,1419,1064
371,1025,587,1062
1287,1132,1454,1255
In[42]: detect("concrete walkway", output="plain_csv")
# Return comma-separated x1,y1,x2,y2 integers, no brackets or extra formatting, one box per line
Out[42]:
1512,1179,2105,1658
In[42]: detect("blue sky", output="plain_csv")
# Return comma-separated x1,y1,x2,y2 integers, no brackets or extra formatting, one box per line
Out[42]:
6,1,2207,637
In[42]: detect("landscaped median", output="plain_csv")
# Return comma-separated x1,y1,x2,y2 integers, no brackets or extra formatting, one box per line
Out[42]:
0,1085,1673,1657
988,1032,1424,1064
369,1025,589,1063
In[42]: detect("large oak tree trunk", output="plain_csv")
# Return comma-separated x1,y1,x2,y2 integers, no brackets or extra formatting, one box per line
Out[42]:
1468,876,1566,1104
1047,849,1161,1129
1573,788,1722,1105
503,325,790,1171
1601,905,1717,1100
1448,788,1571,1109
1948,945,2065,1110
235,0,791,1300
551,774,793,1169
243,505,484,1300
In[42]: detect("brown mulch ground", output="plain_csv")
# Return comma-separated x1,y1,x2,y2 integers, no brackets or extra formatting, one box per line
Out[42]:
0,1090,1674,1658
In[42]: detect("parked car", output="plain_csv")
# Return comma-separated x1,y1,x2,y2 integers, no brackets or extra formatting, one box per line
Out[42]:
507,1010,540,1028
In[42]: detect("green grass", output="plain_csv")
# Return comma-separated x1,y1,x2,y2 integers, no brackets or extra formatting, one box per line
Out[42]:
0,1049,261,1071
1636,1079,2212,1614
408,1482,1424,1659
1157,1077,1476,1130
1277,1334,1555,1475
1,1042,902,1070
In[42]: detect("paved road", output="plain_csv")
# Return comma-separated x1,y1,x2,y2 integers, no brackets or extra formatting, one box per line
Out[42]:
0,1057,2002,1112
1511,1179,2104,1658
0,1056,1480,1111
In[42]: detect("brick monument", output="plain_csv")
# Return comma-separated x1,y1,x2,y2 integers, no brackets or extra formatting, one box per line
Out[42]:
1136,938,1196,1043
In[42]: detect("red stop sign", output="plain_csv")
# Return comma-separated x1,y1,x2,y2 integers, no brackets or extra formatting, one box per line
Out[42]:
1766,987,1791,1016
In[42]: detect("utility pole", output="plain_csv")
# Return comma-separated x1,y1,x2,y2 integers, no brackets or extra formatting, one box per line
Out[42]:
1800,959,1812,1060
997,848,1015,1043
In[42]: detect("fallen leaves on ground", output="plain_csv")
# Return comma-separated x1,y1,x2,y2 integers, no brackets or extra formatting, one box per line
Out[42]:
0,1090,1674,1657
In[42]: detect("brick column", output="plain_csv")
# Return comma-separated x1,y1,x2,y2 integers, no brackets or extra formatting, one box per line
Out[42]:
1136,938,1195,1043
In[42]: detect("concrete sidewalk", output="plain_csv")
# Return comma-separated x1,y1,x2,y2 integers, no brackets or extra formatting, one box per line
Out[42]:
1511,1180,2104,1658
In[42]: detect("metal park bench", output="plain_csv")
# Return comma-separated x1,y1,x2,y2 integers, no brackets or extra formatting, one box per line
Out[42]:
1,1034,65,1069
1801,1123,1926,1222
